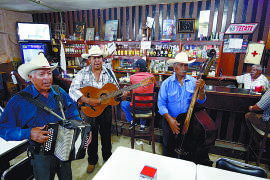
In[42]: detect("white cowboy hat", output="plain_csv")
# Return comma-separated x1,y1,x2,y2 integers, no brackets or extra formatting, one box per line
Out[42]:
167,52,196,65
18,54,57,81
81,46,105,59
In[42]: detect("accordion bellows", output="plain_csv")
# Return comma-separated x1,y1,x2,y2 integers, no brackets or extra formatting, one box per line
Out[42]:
43,120,91,161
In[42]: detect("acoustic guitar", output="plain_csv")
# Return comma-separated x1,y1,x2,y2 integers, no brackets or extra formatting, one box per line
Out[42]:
79,76,155,117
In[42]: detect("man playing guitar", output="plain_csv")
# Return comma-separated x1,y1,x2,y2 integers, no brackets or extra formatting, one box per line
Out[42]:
69,46,119,173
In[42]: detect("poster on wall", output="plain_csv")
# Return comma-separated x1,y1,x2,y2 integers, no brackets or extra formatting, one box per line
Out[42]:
104,20,118,41
74,22,85,39
244,43,265,64
163,19,175,36
85,28,95,40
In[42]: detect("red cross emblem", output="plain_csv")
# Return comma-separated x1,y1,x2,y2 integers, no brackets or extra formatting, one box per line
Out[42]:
251,51,258,57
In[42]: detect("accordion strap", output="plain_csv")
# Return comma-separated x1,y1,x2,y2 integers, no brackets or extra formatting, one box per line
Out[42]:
17,85,65,121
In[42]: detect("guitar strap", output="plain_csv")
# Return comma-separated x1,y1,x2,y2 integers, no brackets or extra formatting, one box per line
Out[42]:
106,68,119,88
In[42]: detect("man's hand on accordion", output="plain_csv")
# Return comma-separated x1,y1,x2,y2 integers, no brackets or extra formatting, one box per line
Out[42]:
86,131,92,148
30,125,50,143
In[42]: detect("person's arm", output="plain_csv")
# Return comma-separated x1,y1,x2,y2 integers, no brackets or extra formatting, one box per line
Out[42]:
163,113,180,134
219,75,237,81
249,104,262,112
196,79,206,101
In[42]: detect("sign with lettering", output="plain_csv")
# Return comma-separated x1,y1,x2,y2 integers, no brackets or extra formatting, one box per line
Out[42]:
225,23,259,35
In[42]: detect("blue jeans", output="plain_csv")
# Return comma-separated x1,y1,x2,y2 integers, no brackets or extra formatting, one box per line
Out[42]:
121,101,148,125
31,152,72,180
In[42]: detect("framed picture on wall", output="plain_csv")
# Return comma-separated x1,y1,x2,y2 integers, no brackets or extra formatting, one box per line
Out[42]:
104,20,118,41
85,28,95,40
177,18,196,34
74,22,85,39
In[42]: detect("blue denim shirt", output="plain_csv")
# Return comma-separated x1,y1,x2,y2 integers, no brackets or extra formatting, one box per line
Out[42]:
158,73,206,118
0,84,81,143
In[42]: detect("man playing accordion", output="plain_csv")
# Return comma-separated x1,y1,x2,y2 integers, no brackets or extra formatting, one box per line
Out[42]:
0,54,91,180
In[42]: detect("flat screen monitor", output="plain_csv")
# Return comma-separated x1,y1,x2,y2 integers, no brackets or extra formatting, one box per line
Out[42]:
17,22,51,42
20,43,46,64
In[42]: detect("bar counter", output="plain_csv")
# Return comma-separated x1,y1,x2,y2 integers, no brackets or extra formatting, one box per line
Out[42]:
61,77,262,147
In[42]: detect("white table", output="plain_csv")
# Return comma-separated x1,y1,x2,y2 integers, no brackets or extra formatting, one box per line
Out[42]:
93,146,196,180
0,137,28,174
196,164,266,180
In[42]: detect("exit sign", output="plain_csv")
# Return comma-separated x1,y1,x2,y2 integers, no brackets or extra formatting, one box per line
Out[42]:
225,23,259,35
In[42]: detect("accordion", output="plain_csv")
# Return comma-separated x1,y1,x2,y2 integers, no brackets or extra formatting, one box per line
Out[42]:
43,120,91,161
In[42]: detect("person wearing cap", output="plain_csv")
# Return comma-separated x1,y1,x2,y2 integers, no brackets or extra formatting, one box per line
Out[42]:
69,46,119,173
0,54,84,180
157,52,206,160
121,59,157,131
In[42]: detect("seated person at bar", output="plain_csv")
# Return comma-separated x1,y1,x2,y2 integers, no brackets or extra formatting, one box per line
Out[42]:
245,88,270,131
121,59,156,131
0,54,89,180
158,52,208,163
221,64,269,90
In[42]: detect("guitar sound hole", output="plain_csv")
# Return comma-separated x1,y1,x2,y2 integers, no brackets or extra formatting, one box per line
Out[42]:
100,93,108,100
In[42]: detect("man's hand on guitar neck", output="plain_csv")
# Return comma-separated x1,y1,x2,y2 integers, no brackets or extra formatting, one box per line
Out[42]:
164,113,180,134
79,96,101,107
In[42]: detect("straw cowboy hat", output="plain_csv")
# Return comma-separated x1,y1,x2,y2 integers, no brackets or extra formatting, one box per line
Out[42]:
81,46,105,59
167,52,196,65
18,54,57,81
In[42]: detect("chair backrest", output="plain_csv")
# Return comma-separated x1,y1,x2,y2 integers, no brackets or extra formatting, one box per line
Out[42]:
216,158,267,178
132,92,156,113
1,157,34,180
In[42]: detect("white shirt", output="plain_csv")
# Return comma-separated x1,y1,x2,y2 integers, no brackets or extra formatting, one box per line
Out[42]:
236,73,269,90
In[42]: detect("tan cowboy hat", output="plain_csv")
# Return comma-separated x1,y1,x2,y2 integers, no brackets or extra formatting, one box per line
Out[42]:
167,52,196,65
81,46,105,59
18,54,57,81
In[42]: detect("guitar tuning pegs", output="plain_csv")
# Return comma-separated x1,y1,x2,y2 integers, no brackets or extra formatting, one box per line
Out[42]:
207,49,216,58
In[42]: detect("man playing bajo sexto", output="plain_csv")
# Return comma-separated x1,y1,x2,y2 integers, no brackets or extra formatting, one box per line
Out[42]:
158,52,211,164
69,46,119,173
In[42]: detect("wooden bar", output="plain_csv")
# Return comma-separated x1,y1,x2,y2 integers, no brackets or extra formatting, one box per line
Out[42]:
65,11,69,36
216,0,225,35
226,112,236,141
123,7,127,41
176,3,183,41
162,4,167,40
208,0,215,37
155,5,160,40
100,9,104,40
129,6,133,40
135,6,139,40
252,0,264,42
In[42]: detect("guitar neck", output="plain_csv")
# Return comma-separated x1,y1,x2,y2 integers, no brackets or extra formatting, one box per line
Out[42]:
101,83,142,101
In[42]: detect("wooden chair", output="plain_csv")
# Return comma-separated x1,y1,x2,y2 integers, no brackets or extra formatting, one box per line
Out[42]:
245,117,270,166
216,158,267,178
1,157,34,180
130,92,156,154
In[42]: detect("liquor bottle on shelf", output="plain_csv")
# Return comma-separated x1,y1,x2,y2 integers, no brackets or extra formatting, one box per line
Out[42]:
168,46,172,58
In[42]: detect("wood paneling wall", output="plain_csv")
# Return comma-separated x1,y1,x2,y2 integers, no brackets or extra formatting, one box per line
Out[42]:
33,0,270,43
32,0,270,74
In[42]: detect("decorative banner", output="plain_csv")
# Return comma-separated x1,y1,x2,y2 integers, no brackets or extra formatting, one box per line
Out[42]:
225,23,259,35
244,42,265,64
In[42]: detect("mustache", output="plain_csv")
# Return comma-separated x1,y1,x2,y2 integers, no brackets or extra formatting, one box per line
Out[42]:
180,70,187,73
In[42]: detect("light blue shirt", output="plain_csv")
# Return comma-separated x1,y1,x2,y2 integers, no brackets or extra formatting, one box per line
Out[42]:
158,73,206,118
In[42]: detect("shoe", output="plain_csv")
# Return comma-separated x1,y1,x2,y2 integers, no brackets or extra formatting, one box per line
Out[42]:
129,123,134,130
129,121,134,130
87,164,95,173
140,125,145,131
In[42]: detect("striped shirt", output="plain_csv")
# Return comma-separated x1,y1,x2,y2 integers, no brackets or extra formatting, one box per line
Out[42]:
236,73,269,90
257,89,270,121
69,65,119,102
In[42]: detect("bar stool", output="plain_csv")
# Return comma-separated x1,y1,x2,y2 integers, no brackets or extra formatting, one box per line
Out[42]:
130,92,156,154
245,116,270,166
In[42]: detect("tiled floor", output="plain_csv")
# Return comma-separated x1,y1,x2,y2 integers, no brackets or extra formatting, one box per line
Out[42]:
10,133,270,179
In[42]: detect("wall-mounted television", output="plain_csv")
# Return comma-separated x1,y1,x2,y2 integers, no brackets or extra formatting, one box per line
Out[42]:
17,22,51,42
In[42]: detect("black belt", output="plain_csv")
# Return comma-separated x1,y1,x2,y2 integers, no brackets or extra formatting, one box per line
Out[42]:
28,144,43,155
